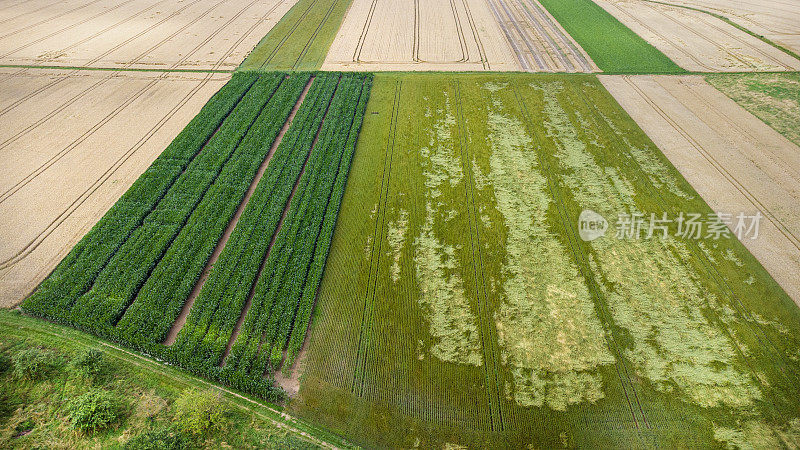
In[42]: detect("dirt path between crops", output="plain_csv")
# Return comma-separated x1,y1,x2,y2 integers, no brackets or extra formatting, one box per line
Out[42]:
601,74,800,304
593,0,800,71
162,76,316,347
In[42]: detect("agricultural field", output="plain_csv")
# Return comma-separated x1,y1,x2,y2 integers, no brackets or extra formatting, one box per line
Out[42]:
22,71,373,399
658,0,800,55
601,74,800,302
2,0,800,448
0,68,229,307
593,0,800,72
292,73,800,447
239,0,352,71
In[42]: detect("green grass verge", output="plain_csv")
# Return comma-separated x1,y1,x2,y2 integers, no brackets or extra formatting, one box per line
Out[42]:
0,309,349,449
536,0,684,73
238,0,352,71
706,73,800,146
292,72,800,448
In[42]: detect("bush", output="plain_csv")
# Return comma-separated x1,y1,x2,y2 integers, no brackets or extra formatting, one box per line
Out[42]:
173,389,226,439
124,426,187,450
11,348,57,380
67,390,122,433
70,349,106,379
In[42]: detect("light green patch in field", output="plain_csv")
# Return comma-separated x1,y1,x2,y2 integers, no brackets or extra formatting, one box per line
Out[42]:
414,99,481,367
540,82,760,409
485,96,613,411
724,249,745,267
387,209,409,283
707,74,800,147
714,418,800,449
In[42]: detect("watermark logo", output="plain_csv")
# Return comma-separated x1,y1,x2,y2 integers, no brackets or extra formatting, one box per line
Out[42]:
578,210,762,241
578,209,608,242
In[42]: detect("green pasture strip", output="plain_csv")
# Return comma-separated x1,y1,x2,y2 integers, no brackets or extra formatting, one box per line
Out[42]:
293,72,800,448
238,0,352,71
0,64,234,73
22,73,258,319
537,0,683,73
114,74,311,346
706,73,800,146
643,0,800,64
0,309,350,449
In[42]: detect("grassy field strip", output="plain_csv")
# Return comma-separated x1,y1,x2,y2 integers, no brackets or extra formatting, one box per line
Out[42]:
509,84,648,429
0,311,349,449
453,81,506,432
536,0,683,73
115,74,311,345
22,73,257,319
239,0,352,71
350,80,400,398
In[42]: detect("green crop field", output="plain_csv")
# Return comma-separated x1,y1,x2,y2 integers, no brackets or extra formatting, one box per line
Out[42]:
292,73,800,448
239,0,353,71
22,71,372,401
707,73,800,146
537,0,684,73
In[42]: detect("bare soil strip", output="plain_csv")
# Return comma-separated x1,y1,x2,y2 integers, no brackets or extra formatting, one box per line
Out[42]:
601,74,800,304
0,0,300,70
322,0,521,71
164,77,315,347
593,0,800,71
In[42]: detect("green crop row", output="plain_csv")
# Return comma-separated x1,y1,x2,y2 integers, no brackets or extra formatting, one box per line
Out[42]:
224,74,370,384
115,74,312,347
22,73,258,320
66,74,285,334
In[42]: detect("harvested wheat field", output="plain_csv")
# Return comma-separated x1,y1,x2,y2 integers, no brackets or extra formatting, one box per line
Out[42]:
323,0,524,71
601,74,800,303
0,0,299,70
593,0,800,71
659,0,800,55
0,68,229,306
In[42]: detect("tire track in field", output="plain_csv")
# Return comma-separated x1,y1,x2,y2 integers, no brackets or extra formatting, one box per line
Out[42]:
515,0,573,71
461,0,489,69
511,85,648,429
352,0,378,62
449,0,470,62
0,0,140,59
615,76,800,382
0,0,260,270
0,0,106,41
525,0,594,71
0,0,236,203
579,79,800,412
598,0,715,71
0,0,43,14
0,0,63,26
506,0,560,69
668,4,798,70
412,0,420,61
0,0,172,61
292,0,338,69
453,81,505,432
256,0,322,70
351,81,400,397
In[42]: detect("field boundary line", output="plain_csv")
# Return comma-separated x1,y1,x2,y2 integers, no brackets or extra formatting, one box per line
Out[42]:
511,85,648,429
616,76,800,379
578,77,800,409
643,0,800,65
